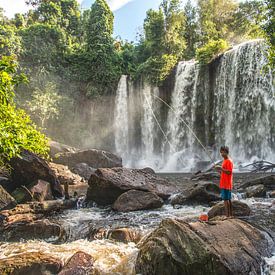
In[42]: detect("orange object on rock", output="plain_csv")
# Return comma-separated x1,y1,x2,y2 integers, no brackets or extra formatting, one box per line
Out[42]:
199,213,209,222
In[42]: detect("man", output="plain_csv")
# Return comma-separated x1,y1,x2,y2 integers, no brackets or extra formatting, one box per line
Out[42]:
216,146,234,218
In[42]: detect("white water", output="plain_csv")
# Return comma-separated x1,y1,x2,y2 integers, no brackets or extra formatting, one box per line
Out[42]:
114,40,275,171
214,40,275,163
163,60,200,171
0,204,207,275
114,75,129,162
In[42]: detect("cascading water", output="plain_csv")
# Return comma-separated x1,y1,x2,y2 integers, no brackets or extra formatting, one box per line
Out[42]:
163,61,200,171
114,75,129,162
114,40,275,171
214,40,275,163
139,84,161,168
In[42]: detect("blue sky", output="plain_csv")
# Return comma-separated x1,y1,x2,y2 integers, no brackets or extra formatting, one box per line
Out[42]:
0,0,180,41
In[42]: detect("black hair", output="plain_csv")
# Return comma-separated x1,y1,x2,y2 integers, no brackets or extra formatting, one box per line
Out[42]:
220,146,229,154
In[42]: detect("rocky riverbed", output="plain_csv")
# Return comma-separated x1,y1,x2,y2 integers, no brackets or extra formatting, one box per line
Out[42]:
0,145,274,274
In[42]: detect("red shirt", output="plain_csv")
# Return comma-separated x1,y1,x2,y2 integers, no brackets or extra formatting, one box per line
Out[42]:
220,158,233,190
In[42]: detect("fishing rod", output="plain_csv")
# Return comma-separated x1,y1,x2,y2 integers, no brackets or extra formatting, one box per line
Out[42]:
147,93,217,166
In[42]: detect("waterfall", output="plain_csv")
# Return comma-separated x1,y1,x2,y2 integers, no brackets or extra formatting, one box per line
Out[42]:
163,61,199,171
113,40,275,171
214,40,275,162
138,84,161,168
114,75,129,161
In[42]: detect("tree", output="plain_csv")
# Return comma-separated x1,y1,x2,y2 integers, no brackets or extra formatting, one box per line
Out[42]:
137,0,186,85
83,0,120,96
0,56,49,167
197,0,238,43
26,82,61,128
231,0,265,42
19,23,67,71
263,0,275,73
183,0,199,59
0,24,21,56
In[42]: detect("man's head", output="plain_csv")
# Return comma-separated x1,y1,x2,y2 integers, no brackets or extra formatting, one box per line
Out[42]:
220,146,229,158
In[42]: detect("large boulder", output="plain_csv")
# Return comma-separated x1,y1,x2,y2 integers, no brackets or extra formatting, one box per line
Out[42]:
113,190,164,212
245,184,267,198
135,218,273,275
0,252,62,274
170,182,220,206
0,185,16,210
59,251,94,275
208,200,251,219
9,150,63,198
53,149,122,169
49,163,85,185
0,219,64,242
240,174,275,190
86,167,179,205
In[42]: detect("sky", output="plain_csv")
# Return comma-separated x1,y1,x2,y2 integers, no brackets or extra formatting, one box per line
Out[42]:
0,0,174,41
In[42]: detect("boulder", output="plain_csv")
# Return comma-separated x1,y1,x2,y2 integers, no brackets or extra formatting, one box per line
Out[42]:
59,251,94,275
49,140,77,158
86,167,179,205
191,171,220,181
49,163,85,185
270,191,275,198
240,174,275,190
208,200,251,219
89,227,142,243
9,150,63,198
0,219,64,242
0,185,16,210
135,218,273,275
0,252,62,274
53,149,122,169
245,184,266,198
113,190,164,212
11,180,53,203
170,182,220,206
71,163,96,180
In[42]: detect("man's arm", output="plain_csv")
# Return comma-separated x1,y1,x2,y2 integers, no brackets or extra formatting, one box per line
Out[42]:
221,168,232,175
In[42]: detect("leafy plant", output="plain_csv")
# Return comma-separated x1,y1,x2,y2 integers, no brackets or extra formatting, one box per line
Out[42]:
196,39,229,64
0,56,49,167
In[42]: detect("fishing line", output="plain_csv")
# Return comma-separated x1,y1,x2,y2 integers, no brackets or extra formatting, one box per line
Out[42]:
143,93,188,168
148,93,216,165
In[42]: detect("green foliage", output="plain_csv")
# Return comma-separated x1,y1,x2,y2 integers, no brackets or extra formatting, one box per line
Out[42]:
196,39,229,64
231,0,265,41
26,82,62,127
79,0,120,96
0,24,22,56
19,23,67,70
0,56,49,166
137,54,178,86
197,0,238,43
262,0,275,73
137,0,186,85
183,0,199,59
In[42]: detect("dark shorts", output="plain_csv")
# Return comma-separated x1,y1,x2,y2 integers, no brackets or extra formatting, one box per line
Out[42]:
221,189,232,200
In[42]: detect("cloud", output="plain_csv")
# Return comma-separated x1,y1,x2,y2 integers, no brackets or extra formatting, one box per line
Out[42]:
107,0,134,11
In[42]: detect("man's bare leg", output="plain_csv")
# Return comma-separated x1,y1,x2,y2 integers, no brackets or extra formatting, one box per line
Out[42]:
229,200,233,218
224,200,229,217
